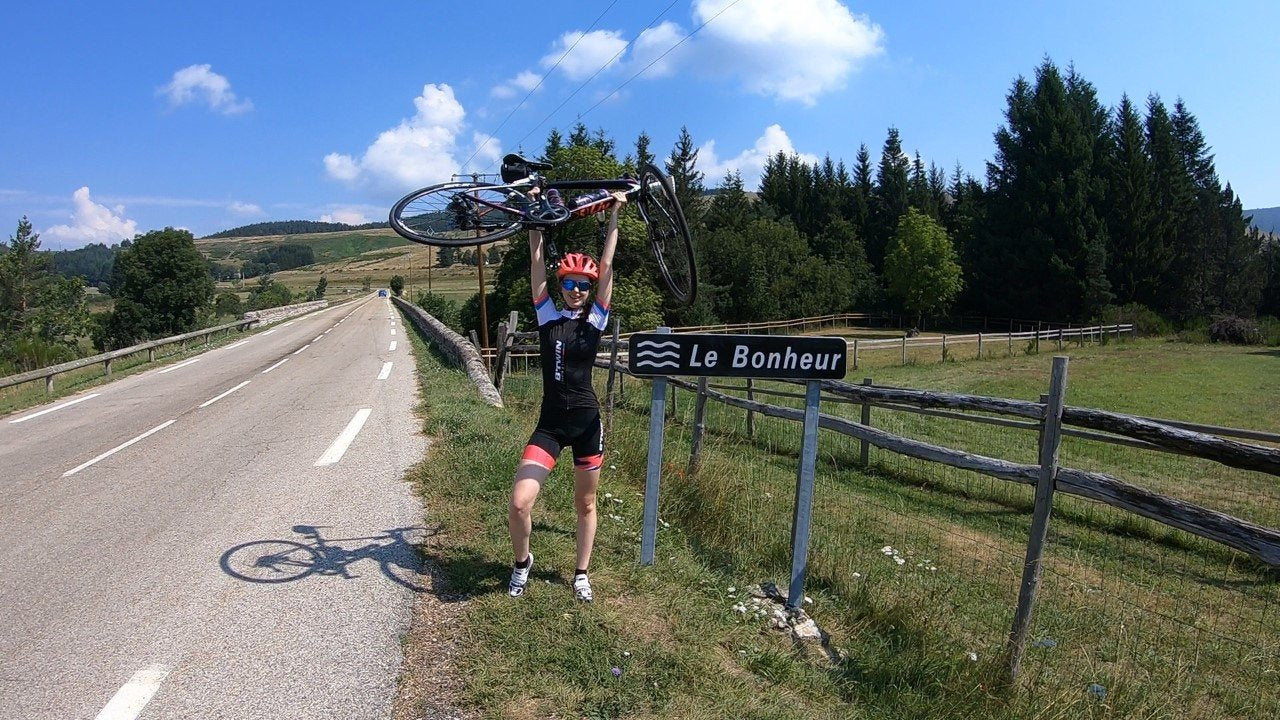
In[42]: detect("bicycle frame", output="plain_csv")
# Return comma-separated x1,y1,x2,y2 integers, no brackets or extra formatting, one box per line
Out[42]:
463,174,644,229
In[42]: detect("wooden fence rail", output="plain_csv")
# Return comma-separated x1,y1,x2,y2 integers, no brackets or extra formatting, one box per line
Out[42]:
587,357,1280,567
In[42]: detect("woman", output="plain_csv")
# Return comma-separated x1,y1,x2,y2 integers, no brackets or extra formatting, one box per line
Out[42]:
507,190,625,602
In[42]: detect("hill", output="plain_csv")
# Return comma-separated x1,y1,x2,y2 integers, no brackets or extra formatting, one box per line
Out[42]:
195,228,411,265
204,219,388,239
1245,206,1280,233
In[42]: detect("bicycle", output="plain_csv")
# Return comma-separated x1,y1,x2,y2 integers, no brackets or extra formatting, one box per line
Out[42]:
388,153,697,306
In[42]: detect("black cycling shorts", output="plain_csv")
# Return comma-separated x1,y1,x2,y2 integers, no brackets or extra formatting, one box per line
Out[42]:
521,408,603,472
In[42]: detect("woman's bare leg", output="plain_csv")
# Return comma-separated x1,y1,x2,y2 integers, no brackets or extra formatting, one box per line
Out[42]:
510,460,550,562
572,466,600,571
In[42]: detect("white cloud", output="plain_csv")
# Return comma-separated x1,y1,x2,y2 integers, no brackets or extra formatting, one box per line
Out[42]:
541,29,628,80
627,22,689,79
158,64,253,115
228,201,264,216
491,70,543,99
698,124,819,190
324,83,498,196
691,0,884,104
320,209,371,225
42,187,139,249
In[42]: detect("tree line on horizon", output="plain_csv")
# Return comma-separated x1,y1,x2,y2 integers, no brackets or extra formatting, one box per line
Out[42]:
437,59,1280,343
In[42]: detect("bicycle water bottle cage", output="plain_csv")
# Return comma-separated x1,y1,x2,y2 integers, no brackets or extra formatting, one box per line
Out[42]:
501,153,553,183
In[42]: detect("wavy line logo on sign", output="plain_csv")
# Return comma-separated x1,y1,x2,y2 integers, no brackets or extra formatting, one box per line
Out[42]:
632,339,680,370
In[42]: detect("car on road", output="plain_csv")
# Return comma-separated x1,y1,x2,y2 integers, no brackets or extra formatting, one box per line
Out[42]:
378,289,388,297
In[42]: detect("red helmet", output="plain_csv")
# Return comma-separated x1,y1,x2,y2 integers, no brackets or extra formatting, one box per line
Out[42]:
556,252,599,281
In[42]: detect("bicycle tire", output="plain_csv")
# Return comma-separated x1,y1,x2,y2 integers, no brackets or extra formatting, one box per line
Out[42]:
637,163,697,306
389,182,523,247
219,540,320,584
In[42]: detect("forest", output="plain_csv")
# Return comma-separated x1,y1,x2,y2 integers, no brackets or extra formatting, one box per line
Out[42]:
442,59,1280,342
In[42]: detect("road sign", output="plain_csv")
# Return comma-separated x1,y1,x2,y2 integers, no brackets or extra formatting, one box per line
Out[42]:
628,333,847,379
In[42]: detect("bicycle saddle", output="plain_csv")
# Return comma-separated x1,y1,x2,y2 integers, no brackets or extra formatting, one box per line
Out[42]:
501,153,553,182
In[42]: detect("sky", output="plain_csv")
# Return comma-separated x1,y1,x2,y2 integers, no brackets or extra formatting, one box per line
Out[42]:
2,0,1278,250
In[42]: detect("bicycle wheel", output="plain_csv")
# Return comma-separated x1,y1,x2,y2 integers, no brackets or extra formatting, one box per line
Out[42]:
389,182,523,246
220,540,320,583
637,163,697,306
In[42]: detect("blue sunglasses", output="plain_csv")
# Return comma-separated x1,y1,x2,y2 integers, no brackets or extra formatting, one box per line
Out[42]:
560,278,593,292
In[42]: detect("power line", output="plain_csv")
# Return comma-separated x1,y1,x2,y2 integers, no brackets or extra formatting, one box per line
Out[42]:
460,0,621,171
501,0,685,167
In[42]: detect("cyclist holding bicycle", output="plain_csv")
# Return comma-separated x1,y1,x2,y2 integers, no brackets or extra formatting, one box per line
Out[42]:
507,189,626,602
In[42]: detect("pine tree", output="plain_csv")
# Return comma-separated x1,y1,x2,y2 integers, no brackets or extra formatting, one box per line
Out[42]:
868,128,910,272
666,125,706,229
848,144,873,246
1105,94,1161,306
634,131,654,170
543,128,564,163
704,171,756,232
1145,95,1195,317
568,122,591,148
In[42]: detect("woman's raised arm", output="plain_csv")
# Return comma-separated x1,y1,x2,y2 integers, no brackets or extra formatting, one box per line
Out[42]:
594,192,626,308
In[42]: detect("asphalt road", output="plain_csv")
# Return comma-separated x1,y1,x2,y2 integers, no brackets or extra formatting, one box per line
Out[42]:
0,295,429,720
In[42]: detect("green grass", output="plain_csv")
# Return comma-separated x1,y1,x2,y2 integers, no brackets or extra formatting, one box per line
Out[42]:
400,331,1279,719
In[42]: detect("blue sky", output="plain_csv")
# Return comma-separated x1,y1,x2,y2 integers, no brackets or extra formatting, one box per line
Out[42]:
3,1,1278,249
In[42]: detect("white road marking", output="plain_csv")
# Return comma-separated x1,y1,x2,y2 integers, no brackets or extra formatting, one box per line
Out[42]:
64,420,176,477
262,358,289,374
224,340,250,351
262,328,278,336
388,341,397,352
292,344,311,355
315,409,372,466
314,335,324,342
10,393,101,424
391,329,396,336
199,380,250,408
282,320,296,327
377,362,393,380
94,664,170,720
157,358,199,375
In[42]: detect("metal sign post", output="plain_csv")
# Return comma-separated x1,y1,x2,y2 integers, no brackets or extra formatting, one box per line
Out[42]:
787,380,822,609
639,327,671,565
630,331,846,599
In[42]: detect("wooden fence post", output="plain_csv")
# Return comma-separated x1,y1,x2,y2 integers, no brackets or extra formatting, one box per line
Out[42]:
495,319,508,383
1034,322,1041,353
1057,328,1063,350
46,375,54,394
852,338,859,370
506,311,518,375
1008,331,1013,356
746,379,756,439
977,332,983,359
688,377,709,474
859,377,873,467
901,336,907,366
104,358,112,378
942,334,948,362
1006,356,1070,682
606,317,621,435
148,348,155,362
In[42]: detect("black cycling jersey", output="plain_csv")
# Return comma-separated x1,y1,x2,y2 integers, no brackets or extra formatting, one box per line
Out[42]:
534,293,609,411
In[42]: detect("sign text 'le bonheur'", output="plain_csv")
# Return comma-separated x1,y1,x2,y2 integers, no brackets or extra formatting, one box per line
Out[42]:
627,333,847,379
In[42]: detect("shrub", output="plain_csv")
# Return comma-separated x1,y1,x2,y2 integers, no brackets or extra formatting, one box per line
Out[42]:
415,291,460,328
1258,316,1280,347
1098,303,1172,337
1207,314,1262,345
214,291,243,318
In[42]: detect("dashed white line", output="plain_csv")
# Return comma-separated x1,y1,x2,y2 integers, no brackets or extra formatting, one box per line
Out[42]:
10,393,101,424
157,358,200,375
94,664,170,720
377,362,393,380
314,335,324,342
262,358,289,374
391,329,396,336
388,341,397,352
199,380,250,408
292,344,311,355
224,339,250,351
282,320,296,327
262,328,278,336
64,420,176,477
315,409,372,466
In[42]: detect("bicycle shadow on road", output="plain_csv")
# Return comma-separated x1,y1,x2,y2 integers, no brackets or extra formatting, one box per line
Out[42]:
219,524,441,595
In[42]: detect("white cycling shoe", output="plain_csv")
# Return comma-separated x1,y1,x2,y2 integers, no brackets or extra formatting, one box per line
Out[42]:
509,553,533,597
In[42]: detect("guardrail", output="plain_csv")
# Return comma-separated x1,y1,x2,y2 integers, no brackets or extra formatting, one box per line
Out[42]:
0,318,259,394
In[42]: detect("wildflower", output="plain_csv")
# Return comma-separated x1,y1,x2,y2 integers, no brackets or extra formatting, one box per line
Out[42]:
728,586,737,593
604,492,613,499
611,667,622,678
966,652,978,662
1087,683,1106,700
622,651,631,658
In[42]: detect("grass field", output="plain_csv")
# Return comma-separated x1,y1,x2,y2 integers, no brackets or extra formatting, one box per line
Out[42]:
398,329,1278,720
200,229,506,301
